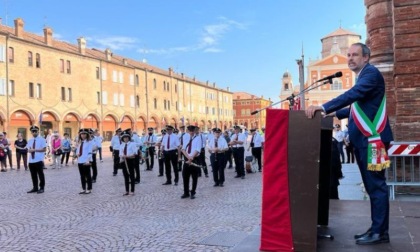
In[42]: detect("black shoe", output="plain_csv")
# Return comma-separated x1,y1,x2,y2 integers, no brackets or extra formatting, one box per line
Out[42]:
174,182,178,186
354,228,372,239
158,174,163,177
92,179,96,183
219,183,224,187
181,194,190,199
258,169,262,172
37,189,44,194
356,233,389,245
162,182,171,185
135,181,140,184
113,173,117,176
234,175,241,178
205,174,209,178
213,183,219,187
190,194,196,199
241,175,245,179
27,189,38,193
79,190,86,194
198,174,202,177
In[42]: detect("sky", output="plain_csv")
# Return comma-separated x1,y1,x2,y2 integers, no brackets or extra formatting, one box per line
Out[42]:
1,0,366,104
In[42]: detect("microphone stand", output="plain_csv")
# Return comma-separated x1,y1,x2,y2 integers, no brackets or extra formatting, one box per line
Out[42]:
251,78,333,115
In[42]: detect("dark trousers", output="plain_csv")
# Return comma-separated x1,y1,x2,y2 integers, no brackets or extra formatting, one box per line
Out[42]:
158,154,165,176
98,147,103,160
346,144,355,163
78,163,92,190
134,152,140,182
29,161,45,190
16,152,28,169
210,153,225,184
354,146,389,235
122,158,135,192
146,147,155,169
225,148,233,168
61,152,70,165
182,161,199,195
164,150,179,183
251,147,262,171
113,150,120,174
337,141,345,162
91,153,97,180
232,147,245,176
5,148,12,167
198,148,208,176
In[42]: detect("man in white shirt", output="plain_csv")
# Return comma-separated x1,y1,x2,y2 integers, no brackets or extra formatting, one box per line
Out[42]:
161,125,181,185
208,128,228,187
94,130,104,162
249,128,263,172
144,127,157,171
26,125,47,194
111,128,122,176
229,125,246,179
181,125,201,199
177,125,190,172
333,124,346,163
195,127,209,178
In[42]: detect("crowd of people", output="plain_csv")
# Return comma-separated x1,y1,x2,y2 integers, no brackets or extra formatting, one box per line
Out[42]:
0,124,265,198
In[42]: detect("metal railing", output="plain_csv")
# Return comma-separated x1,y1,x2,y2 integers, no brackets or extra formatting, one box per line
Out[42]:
386,142,420,200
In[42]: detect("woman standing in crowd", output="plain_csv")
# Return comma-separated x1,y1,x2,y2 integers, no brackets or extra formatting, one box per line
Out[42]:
51,133,62,169
14,132,28,170
77,129,93,194
61,133,72,167
119,131,137,196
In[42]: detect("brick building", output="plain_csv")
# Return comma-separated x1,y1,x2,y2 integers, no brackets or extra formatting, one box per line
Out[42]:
233,92,272,129
365,0,420,141
0,18,233,140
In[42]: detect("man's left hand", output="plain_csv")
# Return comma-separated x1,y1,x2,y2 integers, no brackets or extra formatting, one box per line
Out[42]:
305,105,323,118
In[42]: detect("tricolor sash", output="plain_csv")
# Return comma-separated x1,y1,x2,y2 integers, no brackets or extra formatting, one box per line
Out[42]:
350,96,390,171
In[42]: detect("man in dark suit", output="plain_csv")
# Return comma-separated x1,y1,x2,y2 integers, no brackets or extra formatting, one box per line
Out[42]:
306,42,393,245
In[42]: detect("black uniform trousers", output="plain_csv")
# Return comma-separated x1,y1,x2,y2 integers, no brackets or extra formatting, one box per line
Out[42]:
164,150,179,183
251,147,262,171
182,159,199,196
29,161,45,190
232,147,245,176
134,151,140,182
122,158,136,192
113,150,120,174
158,153,165,176
78,163,92,191
346,142,355,163
354,146,389,235
146,147,155,170
91,153,97,180
225,147,233,168
210,153,225,185
198,148,208,176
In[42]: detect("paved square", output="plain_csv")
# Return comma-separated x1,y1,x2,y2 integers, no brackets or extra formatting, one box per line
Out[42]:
0,153,262,251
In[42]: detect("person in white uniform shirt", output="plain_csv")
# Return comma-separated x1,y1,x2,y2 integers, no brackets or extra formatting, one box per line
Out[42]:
194,127,209,177
229,125,247,179
110,128,122,176
177,125,190,172
26,125,47,194
181,125,201,199
94,129,104,162
119,131,138,196
131,130,142,183
208,128,228,187
161,125,181,185
144,127,157,171
77,128,94,194
249,128,263,172
333,124,346,163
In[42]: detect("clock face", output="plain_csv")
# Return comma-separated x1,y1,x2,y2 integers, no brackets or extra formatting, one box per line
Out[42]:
333,56,338,63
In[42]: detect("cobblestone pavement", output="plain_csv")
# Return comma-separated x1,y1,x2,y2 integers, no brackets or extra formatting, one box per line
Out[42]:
0,152,262,252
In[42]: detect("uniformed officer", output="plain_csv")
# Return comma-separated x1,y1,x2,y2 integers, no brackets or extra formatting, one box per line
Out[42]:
161,125,181,185
119,130,137,196
26,125,47,194
157,129,166,177
131,130,143,184
77,128,94,194
208,128,228,187
110,128,122,176
229,125,246,179
249,128,263,172
181,125,201,199
177,125,190,172
144,127,157,171
194,127,209,177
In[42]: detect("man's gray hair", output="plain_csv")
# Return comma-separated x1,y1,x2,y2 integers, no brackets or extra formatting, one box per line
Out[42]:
352,42,371,58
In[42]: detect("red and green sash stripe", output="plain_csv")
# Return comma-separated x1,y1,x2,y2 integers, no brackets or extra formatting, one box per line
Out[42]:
350,96,390,171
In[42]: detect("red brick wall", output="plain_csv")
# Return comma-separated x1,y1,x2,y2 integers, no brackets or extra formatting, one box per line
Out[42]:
365,0,420,141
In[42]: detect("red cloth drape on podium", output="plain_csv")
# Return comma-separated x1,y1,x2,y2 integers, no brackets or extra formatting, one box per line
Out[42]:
260,109,294,252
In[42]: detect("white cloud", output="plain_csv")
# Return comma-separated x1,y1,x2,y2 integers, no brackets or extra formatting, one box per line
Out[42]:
88,36,138,51
349,22,367,36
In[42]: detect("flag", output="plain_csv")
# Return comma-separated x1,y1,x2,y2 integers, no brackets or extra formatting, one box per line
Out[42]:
38,110,43,125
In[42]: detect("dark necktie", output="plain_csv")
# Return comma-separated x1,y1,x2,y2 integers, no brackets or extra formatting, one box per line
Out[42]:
181,133,185,145
79,141,84,156
148,135,151,141
167,134,170,149
31,139,36,159
124,143,127,155
251,135,255,144
215,138,218,148
187,138,193,153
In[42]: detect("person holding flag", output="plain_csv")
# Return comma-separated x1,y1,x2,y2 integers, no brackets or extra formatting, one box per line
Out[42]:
305,43,393,245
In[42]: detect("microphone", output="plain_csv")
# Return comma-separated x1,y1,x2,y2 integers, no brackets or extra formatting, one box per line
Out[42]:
316,72,342,83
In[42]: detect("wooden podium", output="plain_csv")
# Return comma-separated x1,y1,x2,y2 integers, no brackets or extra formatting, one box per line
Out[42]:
260,109,333,252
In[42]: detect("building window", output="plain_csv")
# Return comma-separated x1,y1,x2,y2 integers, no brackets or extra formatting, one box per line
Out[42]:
154,98,157,109
167,100,170,110
174,84,177,93
176,101,178,111
96,67,100,79
163,81,166,91
153,79,157,89
60,59,65,73
68,88,72,101
35,53,41,68
29,82,34,98
61,87,66,101
97,92,101,104
166,82,170,91
8,80,15,96
284,83,289,90
8,47,14,63
332,80,342,90
136,95,140,108
164,99,167,110
28,51,33,67
36,83,42,98
66,60,71,74
135,74,139,86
